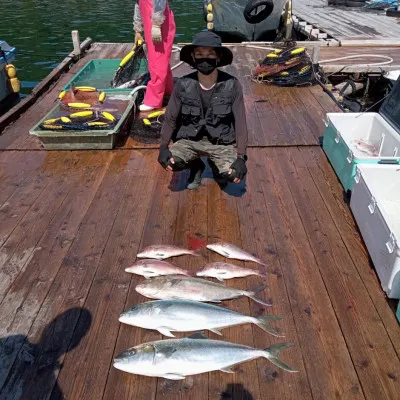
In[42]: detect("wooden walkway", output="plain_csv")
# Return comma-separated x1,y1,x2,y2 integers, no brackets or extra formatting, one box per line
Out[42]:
293,0,400,41
0,42,399,400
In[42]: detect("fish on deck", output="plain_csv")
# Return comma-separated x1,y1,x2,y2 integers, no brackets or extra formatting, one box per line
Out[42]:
136,245,199,260
207,242,267,265
135,275,271,306
113,333,297,379
125,259,191,279
197,262,267,281
119,299,284,337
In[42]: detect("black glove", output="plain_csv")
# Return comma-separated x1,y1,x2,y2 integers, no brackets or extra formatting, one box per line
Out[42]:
158,145,172,169
230,157,247,181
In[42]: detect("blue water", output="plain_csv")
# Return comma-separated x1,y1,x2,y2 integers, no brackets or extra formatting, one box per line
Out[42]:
0,0,204,95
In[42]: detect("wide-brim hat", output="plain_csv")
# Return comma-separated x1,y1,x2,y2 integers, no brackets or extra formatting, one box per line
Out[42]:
180,31,233,68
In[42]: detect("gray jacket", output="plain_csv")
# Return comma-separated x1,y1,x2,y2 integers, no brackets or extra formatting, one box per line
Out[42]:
133,0,167,32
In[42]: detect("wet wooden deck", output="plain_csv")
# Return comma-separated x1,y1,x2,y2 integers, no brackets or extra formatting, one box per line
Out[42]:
293,0,400,41
0,43,399,400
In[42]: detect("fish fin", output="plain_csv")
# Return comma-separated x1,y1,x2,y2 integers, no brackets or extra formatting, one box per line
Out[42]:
158,328,175,337
253,284,267,293
220,366,235,374
187,332,208,340
162,373,186,380
265,343,298,372
255,316,285,337
154,346,176,359
189,250,200,257
210,329,223,336
247,292,272,307
216,277,225,282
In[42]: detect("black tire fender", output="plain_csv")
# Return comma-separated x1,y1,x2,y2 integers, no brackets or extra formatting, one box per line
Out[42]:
243,0,274,24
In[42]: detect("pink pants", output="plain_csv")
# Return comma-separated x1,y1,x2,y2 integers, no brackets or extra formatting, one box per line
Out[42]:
139,0,176,108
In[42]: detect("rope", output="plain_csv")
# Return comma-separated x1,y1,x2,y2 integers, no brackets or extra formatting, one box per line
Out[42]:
319,54,394,67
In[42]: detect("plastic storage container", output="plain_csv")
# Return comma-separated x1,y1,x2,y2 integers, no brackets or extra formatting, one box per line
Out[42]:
350,164,400,298
0,41,16,102
29,90,137,150
323,77,400,192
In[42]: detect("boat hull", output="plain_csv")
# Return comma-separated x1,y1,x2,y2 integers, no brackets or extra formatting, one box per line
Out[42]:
206,0,288,41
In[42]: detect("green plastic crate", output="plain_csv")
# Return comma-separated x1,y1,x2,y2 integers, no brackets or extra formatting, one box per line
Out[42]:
63,59,147,92
29,90,136,150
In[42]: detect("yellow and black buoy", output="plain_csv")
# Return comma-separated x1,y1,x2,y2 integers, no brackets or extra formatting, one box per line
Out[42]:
206,2,214,31
5,64,20,94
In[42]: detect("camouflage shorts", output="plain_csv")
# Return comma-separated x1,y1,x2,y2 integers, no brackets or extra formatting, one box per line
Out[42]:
170,137,237,173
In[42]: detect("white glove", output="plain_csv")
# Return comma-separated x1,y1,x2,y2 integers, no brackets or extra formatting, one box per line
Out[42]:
151,25,162,44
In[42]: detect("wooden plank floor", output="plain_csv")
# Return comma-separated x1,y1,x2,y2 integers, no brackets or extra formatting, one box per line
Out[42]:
0,146,399,400
0,41,399,400
0,44,342,151
293,0,400,41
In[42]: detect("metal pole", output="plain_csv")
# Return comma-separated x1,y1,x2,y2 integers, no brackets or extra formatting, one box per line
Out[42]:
285,0,293,40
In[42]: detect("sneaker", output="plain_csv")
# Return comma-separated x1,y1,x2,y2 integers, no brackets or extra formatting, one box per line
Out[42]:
187,159,205,190
139,104,155,112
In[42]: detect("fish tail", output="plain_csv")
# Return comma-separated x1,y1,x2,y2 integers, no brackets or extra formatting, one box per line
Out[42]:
265,343,298,372
256,271,268,279
253,257,267,266
247,292,272,307
255,316,285,337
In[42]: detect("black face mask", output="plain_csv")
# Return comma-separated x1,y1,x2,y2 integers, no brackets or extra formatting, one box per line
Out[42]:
193,58,218,75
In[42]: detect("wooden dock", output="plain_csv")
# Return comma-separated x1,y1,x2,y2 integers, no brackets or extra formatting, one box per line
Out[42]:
293,0,400,42
0,42,399,400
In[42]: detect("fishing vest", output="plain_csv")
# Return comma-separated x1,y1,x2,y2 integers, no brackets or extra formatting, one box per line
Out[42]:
175,72,236,144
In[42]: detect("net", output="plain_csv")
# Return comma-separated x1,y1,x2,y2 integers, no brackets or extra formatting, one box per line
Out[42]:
252,42,315,86
111,42,150,89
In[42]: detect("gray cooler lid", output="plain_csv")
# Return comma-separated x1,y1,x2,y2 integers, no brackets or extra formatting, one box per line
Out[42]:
380,76,400,133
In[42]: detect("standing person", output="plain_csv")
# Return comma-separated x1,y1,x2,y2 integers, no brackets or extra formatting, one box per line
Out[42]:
157,31,248,190
133,0,176,111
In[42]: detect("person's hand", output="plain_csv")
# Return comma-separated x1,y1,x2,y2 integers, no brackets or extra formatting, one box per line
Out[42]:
158,145,173,169
229,157,247,183
151,25,162,44
166,158,175,171
135,32,144,45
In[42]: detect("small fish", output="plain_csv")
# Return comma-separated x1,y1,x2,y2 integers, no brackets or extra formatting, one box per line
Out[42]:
114,333,297,379
119,300,283,337
125,259,191,279
137,245,198,260
197,262,267,281
136,275,271,306
207,242,267,265
353,139,379,157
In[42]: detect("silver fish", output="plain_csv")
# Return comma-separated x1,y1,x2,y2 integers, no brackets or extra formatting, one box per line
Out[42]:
137,245,198,260
119,300,283,337
113,333,297,379
207,242,267,265
135,275,271,306
197,262,267,281
125,259,190,279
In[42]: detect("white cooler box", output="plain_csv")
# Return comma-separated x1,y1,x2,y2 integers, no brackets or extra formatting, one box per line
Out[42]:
323,76,400,192
350,164,400,298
